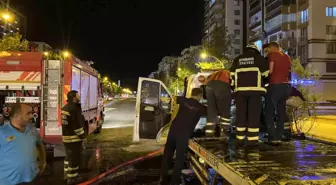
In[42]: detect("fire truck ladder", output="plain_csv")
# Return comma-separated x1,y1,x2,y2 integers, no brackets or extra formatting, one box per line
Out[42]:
41,59,63,136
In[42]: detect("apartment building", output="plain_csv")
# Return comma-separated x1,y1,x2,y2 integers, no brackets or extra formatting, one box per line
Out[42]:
248,0,297,54
204,0,243,58
300,0,336,100
248,0,336,101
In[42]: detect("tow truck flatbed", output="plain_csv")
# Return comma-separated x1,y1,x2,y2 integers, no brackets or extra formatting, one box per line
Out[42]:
188,138,336,185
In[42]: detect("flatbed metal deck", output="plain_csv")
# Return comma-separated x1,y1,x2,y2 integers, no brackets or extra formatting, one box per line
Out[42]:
188,138,336,185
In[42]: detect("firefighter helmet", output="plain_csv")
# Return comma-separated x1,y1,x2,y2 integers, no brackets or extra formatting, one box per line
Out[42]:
246,43,261,54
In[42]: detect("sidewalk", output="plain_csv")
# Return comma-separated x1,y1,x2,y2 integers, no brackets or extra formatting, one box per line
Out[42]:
293,115,336,143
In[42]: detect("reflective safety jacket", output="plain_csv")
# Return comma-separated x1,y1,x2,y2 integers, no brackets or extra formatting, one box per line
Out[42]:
61,102,86,143
230,49,269,93
207,70,230,84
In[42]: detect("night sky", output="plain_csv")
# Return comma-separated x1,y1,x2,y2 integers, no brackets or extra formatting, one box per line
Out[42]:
11,0,204,89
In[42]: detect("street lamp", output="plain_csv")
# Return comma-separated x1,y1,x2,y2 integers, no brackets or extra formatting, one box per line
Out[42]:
63,51,70,58
2,13,10,21
103,77,108,82
200,52,222,63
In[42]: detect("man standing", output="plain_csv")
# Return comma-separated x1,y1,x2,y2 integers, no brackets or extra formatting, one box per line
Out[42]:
0,103,46,185
265,42,291,145
61,90,86,185
230,43,269,147
204,70,232,137
160,88,206,185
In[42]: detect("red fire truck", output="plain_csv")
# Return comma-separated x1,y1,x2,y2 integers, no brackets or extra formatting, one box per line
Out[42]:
0,51,104,157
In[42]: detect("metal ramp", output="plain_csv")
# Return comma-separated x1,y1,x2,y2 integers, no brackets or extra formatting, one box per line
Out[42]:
189,138,336,185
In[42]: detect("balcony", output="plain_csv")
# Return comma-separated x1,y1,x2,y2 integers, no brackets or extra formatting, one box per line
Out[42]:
298,21,309,29
298,0,309,11
250,21,262,30
279,38,297,49
281,4,297,14
249,31,260,42
281,22,297,31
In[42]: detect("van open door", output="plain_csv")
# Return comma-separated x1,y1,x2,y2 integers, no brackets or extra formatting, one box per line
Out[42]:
133,77,173,142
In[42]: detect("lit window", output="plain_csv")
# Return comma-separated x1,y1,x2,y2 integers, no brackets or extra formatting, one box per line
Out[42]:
326,7,336,17
233,0,240,6
300,9,308,23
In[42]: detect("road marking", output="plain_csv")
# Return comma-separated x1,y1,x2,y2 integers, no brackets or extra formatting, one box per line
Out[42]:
104,108,116,112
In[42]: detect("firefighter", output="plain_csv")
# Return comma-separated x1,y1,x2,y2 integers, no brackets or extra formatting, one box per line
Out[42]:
204,69,232,137
61,90,86,185
230,43,269,147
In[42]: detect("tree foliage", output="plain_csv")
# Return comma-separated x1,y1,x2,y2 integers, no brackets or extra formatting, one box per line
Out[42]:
196,60,229,72
203,24,232,60
0,33,28,51
288,58,320,135
168,67,193,94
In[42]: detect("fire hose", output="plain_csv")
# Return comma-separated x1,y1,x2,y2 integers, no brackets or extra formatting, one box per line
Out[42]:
77,148,164,185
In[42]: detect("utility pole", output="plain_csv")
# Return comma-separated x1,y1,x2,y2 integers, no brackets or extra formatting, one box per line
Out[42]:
261,0,267,45
242,0,248,47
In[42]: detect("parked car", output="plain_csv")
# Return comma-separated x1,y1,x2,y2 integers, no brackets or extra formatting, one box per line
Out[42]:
108,96,113,101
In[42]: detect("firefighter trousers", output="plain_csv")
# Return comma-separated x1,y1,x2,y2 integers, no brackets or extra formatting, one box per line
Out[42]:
235,93,261,146
160,131,189,185
64,142,82,180
205,81,232,136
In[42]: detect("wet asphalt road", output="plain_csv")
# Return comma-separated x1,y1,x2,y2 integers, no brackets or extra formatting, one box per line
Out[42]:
35,98,137,185
102,98,136,129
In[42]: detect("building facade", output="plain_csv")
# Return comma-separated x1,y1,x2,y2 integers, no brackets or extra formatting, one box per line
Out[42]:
0,3,24,37
247,0,336,101
204,0,243,58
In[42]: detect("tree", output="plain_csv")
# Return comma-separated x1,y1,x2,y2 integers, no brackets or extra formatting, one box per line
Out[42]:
195,60,228,72
179,46,202,73
203,24,233,61
168,67,193,95
288,58,320,136
0,33,28,51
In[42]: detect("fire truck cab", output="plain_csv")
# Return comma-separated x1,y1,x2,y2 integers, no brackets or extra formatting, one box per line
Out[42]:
0,51,104,157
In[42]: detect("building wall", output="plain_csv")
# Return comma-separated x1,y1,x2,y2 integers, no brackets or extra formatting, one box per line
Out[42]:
304,0,336,101
248,0,336,101
226,0,243,57
204,0,244,58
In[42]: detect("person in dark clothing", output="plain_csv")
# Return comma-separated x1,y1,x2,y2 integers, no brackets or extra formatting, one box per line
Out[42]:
204,70,232,137
230,43,269,147
265,42,291,145
61,90,87,185
160,88,206,185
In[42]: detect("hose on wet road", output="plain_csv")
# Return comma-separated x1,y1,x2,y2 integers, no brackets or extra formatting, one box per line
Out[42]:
77,148,164,185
